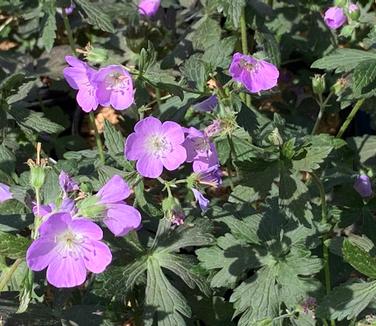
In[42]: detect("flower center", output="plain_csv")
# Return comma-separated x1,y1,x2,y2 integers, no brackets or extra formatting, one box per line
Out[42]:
239,59,259,73
55,229,85,256
105,72,131,91
146,134,172,158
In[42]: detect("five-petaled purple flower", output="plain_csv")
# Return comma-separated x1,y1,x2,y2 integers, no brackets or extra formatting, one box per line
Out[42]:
26,212,112,288
0,183,12,203
96,175,142,236
59,171,79,197
229,53,279,93
138,0,161,17
93,65,134,111
183,127,219,173
125,117,187,178
354,175,372,198
63,56,99,112
192,188,210,212
324,7,347,29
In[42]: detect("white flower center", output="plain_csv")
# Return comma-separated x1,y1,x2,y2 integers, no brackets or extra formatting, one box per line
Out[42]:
105,72,131,92
55,229,85,256
146,134,172,158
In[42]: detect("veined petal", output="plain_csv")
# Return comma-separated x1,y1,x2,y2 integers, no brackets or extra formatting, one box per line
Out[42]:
97,175,131,203
104,203,142,237
82,240,112,273
26,238,57,271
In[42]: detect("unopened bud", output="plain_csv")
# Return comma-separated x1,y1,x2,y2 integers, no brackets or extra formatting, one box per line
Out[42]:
348,3,360,20
312,74,326,95
334,0,346,7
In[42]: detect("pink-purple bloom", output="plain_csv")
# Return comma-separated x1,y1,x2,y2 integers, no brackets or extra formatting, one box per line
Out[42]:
64,2,76,15
93,65,134,111
96,175,141,236
125,117,187,178
348,3,359,13
229,53,279,93
0,183,12,203
138,0,160,16
171,209,185,226
33,198,77,221
324,7,347,29
197,165,222,187
26,212,112,288
59,171,79,197
183,127,219,173
192,188,209,212
63,56,99,112
354,175,372,198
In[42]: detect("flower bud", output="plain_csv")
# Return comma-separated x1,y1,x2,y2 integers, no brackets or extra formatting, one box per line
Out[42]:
80,182,93,193
312,74,326,95
86,47,108,65
268,128,283,146
354,175,373,198
331,77,348,96
29,166,46,190
348,3,360,20
76,196,105,220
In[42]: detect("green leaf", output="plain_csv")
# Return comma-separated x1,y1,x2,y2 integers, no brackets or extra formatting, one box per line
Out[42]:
0,232,30,259
73,0,115,33
202,36,236,69
317,280,376,321
0,144,15,174
255,31,280,66
292,145,332,172
180,56,209,92
41,0,57,52
311,49,376,73
191,17,221,50
145,256,190,326
215,0,246,28
103,120,124,157
352,59,376,97
343,239,376,278
8,106,64,134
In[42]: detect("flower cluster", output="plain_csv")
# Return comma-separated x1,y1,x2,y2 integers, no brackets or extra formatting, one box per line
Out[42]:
64,56,134,112
26,172,141,288
324,2,360,30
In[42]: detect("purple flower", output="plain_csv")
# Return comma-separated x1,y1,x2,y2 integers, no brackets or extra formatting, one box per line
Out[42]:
171,209,185,226
64,2,76,15
96,175,141,236
59,171,79,197
348,3,359,13
324,7,347,29
193,96,218,112
63,56,99,112
354,175,372,198
26,212,112,288
192,188,209,212
301,297,317,314
138,0,160,16
93,65,134,111
229,53,279,93
0,183,12,203
197,165,222,188
204,120,222,138
183,127,219,173
125,117,187,178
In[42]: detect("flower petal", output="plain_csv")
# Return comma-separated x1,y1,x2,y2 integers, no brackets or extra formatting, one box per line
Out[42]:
161,121,185,144
136,154,164,178
134,116,162,135
26,238,56,271
104,203,142,236
46,255,87,288
82,240,112,273
76,87,98,112
71,219,103,240
38,213,71,238
125,133,146,160
97,175,131,203
161,145,187,171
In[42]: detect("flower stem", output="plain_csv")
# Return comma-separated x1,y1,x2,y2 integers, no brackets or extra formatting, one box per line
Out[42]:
336,98,365,138
62,10,76,55
312,92,333,135
311,172,335,326
88,112,105,163
240,7,251,108
0,258,23,291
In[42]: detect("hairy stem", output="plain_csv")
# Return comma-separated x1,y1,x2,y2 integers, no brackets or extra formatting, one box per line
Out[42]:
240,7,251,108
311,172,335,326
89,112,105,163
0,258,23,291
62,10,76,54
312,92,333,135
336,98,365,138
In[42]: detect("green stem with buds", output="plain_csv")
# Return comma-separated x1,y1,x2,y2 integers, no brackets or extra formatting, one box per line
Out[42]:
336,98,365,138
